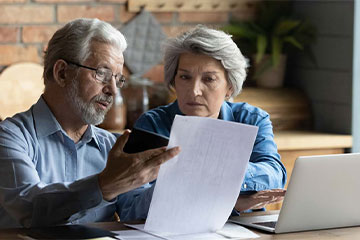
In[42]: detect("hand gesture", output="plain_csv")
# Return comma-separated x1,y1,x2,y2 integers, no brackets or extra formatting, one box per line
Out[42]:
98,130,180,201
234,189,286,212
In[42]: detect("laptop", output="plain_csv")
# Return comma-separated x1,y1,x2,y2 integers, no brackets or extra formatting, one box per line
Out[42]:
229,153,360,233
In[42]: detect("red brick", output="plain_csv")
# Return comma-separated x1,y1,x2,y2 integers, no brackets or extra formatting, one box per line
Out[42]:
119,8,173,24
178,12,228,23
0,6,54,24
0,45,41,65
58,5,115,23
119,5,136,23
230,3,256,22
22,26,59,43
0,0,26,2
153,12,173,24
229,1,257,21
0,27,19,43
162,25,194,37
34,0,90,2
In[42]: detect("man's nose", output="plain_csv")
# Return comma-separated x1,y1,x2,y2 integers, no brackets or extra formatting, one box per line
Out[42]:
103,76,117,96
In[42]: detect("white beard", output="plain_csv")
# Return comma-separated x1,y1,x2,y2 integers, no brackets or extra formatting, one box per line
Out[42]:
66,79,113,125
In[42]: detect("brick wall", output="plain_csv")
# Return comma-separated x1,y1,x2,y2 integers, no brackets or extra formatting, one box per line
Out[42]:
0,0,254,77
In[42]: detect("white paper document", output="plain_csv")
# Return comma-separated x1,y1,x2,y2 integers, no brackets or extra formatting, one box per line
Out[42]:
114,223,259,239
144,115,258,235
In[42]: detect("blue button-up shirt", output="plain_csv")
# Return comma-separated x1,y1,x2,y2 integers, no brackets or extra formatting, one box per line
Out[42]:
134,101,287,193
0,97,152,228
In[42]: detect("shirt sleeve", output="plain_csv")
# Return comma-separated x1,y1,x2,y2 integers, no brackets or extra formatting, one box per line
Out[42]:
240,114,287,192
0,125,106,227
115,183,154,221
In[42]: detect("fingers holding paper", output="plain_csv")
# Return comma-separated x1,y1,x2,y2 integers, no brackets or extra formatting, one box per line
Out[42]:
234,189,286,212
98,130,180,201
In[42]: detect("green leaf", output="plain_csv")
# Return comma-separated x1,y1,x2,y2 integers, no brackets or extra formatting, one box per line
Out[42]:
222,0,317,75
272,36,282,66
249,22,266,35
283,36,304,50
274,19,301,36
256,34,267,63
253,57,273,79
222,23,258,40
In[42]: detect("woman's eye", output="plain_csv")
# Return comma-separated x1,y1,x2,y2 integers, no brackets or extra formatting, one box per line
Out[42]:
179,74,191,80
204,76,216,82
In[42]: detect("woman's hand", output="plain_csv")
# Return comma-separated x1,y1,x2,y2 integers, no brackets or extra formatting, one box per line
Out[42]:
234,189,286,212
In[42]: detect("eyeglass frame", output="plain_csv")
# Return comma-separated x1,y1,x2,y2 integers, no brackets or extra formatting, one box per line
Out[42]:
65,60,126,88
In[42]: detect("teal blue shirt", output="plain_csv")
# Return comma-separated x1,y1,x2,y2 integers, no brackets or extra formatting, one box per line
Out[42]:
134,101,287,193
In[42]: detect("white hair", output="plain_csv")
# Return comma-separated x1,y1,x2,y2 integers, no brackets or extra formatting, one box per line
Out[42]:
163,25,247,97
43,18,127,84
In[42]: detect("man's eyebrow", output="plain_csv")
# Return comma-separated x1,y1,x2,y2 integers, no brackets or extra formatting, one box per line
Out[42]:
97,63,111,70
97,64,122,74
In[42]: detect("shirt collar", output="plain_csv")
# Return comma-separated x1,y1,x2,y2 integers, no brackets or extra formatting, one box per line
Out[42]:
33,96,101,150
171,100,235,122
218,101,235,121
33,96,62,138
171,100,235,121
169,100,184,116
80,125,101,151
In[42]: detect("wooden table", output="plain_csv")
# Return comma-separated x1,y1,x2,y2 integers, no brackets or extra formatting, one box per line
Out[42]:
275,130,352,190
2,212,360,240
229,211,360,239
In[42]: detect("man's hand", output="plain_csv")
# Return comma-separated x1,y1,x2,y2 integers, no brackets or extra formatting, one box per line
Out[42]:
234,189,286,212
98,130,180,201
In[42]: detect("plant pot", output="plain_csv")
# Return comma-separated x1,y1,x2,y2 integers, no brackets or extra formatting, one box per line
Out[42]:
253,54,287,88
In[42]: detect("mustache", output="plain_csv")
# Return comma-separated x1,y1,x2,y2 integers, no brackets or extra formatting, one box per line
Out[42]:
93,94,113,104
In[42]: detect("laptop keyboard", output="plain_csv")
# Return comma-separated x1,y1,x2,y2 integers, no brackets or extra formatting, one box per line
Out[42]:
253,221,277,228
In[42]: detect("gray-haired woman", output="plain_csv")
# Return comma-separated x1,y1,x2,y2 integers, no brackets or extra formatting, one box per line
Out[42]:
134,25,286,213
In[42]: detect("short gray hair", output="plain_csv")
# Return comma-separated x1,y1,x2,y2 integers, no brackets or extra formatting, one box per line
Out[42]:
43,18,127,84
164,25,247,97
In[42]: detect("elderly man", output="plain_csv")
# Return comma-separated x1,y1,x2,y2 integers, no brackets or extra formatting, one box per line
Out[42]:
0,18,179,228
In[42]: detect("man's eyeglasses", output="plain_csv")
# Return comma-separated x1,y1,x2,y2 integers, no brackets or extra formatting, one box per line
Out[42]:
66,61,126,88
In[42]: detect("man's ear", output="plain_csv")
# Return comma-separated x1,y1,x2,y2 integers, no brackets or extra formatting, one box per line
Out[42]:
53,59,68,87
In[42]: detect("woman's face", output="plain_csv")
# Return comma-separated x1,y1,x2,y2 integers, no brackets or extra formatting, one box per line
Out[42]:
174,53,232,118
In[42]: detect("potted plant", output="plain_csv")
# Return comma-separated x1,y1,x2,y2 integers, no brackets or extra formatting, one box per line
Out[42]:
223,0,316,88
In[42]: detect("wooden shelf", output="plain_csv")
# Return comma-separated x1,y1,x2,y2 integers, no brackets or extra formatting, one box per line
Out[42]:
128,0,258,12
234,87,312,131
275,131,352,151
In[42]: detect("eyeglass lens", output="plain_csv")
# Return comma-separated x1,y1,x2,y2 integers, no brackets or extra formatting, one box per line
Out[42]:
95,68,125,88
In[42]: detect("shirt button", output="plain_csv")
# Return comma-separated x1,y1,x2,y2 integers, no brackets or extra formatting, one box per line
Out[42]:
244,183,247,189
